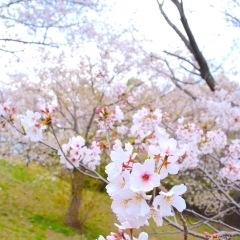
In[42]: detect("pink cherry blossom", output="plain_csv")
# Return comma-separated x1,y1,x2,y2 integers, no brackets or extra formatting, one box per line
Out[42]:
130,159,161,191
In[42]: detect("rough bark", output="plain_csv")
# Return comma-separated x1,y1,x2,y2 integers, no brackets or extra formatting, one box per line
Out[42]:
64,168,85,229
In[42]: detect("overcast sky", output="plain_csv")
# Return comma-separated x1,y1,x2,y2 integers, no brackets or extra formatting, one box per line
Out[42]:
108,0,240,78
0,0,239,85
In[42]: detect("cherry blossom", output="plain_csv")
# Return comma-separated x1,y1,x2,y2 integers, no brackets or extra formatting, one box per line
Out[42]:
106,170,130,196
147,208,163,227
153,184,187,217
106,143,135,181
129,159,161,191
219,158,240,182
97,230,148,240
58,136,101,170
4,83,240,240
21,110,46,142
111,189,150,219
0,99,16,125
21,110,41,127
201,129,227,154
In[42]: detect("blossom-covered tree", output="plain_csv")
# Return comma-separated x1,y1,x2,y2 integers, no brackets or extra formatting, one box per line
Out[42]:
1,1,240,239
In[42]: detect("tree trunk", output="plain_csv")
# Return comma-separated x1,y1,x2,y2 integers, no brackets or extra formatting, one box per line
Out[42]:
64,168,84,229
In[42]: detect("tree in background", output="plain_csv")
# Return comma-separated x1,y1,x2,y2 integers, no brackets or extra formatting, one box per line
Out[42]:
0,0,99,52
1,0,240,239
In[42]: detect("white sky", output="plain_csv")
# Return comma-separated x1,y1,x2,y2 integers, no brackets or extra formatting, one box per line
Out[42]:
0,0,239,85
108,0,239,78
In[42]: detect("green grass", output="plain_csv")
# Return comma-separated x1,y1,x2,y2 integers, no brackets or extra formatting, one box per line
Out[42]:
0,159,112,239
0,159,239,240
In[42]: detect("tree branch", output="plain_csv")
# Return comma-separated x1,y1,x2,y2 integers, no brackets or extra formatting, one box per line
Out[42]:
0,38,57,47
157,0,216,91
163,51,199,71
157,0,193,52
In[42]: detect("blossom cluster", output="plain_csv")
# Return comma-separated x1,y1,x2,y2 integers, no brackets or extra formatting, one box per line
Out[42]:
2,89,240,240
219,139,240,182
58,136,101,170
95,106,125,134
0,99,16,127
20,105,55,142
130,107,169,150
108,82,136,107
98,229,148,240
176,123,228,171
198,89,240,131
105,139,187,229
176,123,202,170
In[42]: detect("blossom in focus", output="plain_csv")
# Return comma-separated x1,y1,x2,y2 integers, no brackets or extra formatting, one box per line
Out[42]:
111,189,150,219
153,184,187,216
148,144,180,179
106,170,130,196
106,143,135,180
97,231,148,240
147,208,163,227
130,159,161,191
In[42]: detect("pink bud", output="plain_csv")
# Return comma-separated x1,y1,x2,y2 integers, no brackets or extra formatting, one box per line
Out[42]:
95,108,101,114
106,232,118,240
212,233,218,238
118,228,124,237
204,232,210,237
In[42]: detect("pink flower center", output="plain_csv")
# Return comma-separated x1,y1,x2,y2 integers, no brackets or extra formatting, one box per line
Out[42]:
142,173,150,181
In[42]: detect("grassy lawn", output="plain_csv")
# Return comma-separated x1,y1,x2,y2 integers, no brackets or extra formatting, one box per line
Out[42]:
0,158,239,239
0,159,114,239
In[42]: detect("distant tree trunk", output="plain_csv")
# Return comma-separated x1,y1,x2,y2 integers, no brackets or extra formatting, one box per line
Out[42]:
64,168,84,229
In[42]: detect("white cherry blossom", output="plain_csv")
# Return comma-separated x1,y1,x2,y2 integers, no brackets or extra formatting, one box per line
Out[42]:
153,184,187,217
106,170,130,196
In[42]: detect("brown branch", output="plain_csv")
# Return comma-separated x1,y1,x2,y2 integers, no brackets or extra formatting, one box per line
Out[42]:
161,58,197,100
157,0,193,51
179,212,188,240
163,50,199,71
0,0,24,8
0,38,58,47
179,65,201,77
157,0,216,91
84,107,97,142
163,216,206,239
185,208,240,233
171,0,215,91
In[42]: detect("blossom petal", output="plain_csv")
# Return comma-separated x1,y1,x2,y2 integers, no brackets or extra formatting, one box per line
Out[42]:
168,163,179,174
171,184,187,195
172,195,186,212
